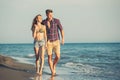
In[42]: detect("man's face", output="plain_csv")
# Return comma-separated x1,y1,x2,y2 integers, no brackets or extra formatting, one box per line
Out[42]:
47,12,53,20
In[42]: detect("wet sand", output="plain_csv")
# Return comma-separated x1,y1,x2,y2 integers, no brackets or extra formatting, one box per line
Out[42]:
0,55,34,80
0,55,76,80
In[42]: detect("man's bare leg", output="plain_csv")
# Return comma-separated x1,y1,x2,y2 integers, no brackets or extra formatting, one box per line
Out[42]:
53,52,60,74
48,55,55,75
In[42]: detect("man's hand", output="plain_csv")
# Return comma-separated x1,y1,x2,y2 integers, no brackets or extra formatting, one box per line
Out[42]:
61,39,64,45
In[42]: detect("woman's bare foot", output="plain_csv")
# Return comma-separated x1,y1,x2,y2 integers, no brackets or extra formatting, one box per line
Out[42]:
39,71,42,76
36,71,42,76
36,72,40,76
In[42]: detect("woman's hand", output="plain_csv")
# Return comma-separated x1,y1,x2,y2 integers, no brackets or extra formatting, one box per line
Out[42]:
45,44,47,49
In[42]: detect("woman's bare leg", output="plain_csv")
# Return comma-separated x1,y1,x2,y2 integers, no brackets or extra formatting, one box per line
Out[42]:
34,47,39,74
39,46,45,75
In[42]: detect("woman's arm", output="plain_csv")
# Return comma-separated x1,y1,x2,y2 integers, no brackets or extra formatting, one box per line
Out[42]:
33,25,37,39
44,25,47,43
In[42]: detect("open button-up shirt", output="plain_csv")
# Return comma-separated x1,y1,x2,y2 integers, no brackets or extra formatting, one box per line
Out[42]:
42,18,63,42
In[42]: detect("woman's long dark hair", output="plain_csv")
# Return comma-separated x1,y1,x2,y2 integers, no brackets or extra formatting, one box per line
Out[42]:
31,14,42,32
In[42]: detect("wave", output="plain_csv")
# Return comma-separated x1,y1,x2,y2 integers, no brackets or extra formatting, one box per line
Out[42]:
26,53,35,58
64,62,120,79
63,62,102,75
11,56,34,65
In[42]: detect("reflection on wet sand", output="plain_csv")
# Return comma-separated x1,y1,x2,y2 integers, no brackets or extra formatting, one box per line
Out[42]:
49,76,55,80
34,75,42,80
34,74,55,80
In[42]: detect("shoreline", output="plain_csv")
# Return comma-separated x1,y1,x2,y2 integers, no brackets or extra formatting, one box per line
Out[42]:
0,55,35,80
0,54,65,80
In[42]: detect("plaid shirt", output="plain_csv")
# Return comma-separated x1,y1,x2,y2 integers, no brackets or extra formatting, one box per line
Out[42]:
42,18,63,42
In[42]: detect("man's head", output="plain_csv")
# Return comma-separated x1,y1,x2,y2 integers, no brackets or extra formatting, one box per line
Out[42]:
46,9,53,21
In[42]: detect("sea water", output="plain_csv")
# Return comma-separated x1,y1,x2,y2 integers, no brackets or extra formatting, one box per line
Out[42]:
0,43,120,80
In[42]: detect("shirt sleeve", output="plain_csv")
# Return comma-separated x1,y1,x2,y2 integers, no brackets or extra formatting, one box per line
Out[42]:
57,19,63,31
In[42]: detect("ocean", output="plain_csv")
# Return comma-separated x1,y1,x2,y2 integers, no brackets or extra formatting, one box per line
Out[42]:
0,43,120,80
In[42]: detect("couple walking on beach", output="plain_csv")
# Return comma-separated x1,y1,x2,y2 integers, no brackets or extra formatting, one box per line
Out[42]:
31,9,64,76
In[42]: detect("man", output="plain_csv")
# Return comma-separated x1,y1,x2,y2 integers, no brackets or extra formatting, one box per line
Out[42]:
42,9,64,76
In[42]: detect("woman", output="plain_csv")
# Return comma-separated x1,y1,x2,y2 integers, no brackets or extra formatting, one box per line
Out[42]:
31,14,47,75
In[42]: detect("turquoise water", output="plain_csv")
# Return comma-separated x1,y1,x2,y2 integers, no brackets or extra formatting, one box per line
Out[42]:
0,43,120,80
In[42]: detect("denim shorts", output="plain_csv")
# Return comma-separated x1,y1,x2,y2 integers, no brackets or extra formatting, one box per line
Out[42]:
34,39,45,48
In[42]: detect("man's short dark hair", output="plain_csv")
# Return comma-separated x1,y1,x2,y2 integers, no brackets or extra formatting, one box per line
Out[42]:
46,9,53,14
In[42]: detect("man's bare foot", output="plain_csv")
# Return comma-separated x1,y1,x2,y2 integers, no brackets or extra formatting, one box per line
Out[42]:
50,75,55,80
53,65,56,75
51,72,56,76
51,71,56,76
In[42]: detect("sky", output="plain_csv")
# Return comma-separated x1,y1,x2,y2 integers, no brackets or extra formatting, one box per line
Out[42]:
0,0,120,43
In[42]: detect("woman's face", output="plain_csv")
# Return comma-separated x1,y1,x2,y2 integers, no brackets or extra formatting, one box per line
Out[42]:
37,16,42,23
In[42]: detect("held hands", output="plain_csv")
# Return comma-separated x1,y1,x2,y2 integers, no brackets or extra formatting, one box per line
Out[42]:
45,44,47,49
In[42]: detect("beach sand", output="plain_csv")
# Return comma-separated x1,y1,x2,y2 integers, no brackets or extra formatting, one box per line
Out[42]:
0,55,34,80
1,54,117,80
0,55,73,80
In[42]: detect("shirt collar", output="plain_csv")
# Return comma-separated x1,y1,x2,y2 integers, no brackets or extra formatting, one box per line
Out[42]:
46,18,54,22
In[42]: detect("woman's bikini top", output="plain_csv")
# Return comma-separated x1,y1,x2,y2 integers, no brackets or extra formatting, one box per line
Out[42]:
36,26,44,33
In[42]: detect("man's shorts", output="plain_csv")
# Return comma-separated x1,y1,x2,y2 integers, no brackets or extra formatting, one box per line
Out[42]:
47,40,60,55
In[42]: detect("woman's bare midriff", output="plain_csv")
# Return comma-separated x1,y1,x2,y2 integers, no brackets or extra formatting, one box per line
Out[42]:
35,32,44,41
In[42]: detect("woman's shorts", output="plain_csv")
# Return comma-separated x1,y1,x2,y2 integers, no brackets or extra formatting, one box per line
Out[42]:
34,39,45,48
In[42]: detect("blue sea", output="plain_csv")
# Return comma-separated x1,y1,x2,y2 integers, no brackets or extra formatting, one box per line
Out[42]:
0,43,120,80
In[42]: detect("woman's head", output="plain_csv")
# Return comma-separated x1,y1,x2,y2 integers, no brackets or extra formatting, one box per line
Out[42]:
34,14,42,24
36,15,42,23
31,14,42,31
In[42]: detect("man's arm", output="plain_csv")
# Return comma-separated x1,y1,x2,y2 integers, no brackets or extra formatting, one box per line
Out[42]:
57,19,64,45
61,30,64,45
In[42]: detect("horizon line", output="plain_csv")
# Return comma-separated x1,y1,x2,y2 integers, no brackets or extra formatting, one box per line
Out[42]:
0,42,120,44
